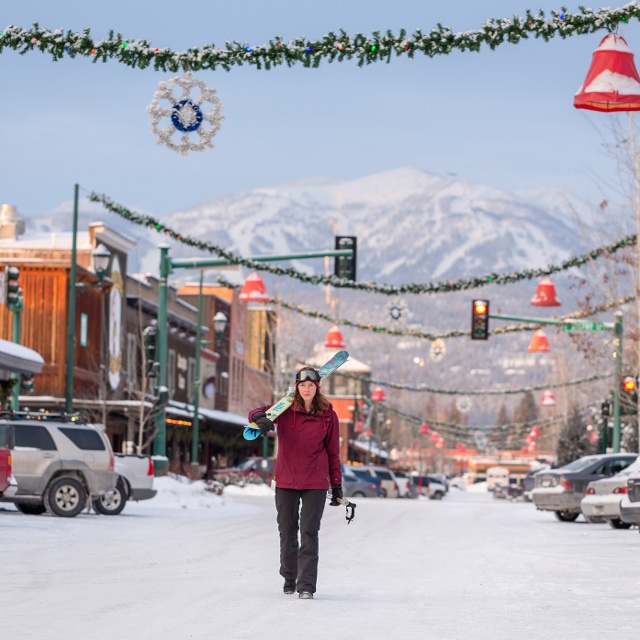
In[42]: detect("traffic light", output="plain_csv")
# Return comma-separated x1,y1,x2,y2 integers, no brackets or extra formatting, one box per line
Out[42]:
334,236,357,281
143,325,158,377
5,265,20,308
471,299,489,340
20,372,34,394
621,376,638,415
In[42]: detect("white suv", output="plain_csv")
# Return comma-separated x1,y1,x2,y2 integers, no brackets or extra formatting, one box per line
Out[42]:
0,414,117,517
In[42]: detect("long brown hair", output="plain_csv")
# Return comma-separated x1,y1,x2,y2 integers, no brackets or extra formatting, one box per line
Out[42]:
293,385,330,414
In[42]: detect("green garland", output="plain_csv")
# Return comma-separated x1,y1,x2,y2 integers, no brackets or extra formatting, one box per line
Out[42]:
339,371,610,395
214,273,634,341
385,403,574,442
0,5,636,71
90,191,637,296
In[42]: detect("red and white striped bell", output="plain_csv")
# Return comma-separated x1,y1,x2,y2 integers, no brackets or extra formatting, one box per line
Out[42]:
575,33,640,112
238,272,270,304
530,277,561,307
528,330,550,353
541,390,556,407
324,325,346,349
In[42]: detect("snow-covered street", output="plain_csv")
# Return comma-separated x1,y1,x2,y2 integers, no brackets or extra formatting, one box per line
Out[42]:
2,478,639,640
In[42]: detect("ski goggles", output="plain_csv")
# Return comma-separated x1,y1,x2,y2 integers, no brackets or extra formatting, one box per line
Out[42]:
295,367,320,383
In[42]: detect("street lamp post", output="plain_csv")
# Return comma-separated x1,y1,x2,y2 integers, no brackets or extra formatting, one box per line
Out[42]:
190,274,228,474
65,184,111,414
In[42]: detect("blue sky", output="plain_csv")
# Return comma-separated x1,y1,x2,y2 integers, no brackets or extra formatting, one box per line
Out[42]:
1,1,638,217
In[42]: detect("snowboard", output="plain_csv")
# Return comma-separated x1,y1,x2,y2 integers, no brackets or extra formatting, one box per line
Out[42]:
243,350,349,440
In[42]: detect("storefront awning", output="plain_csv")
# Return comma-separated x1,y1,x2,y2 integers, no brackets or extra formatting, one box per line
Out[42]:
0,339,45,375
350,437,389,459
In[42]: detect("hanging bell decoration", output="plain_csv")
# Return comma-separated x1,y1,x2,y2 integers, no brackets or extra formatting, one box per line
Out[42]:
574,33,640,112
540,390,556,407
528,329,551,353
324,325,346,349
371,386,386,403
420,422,430,436
238,272,270,304
530,277,561,307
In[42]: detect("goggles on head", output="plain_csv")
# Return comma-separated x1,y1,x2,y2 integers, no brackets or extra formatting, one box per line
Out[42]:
295,367,320,383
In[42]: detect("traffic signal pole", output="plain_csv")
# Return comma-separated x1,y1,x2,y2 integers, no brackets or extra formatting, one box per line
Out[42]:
486,311,623,453
152,247,353,458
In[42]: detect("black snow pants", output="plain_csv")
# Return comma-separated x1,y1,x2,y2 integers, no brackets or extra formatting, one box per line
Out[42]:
275,488,327,594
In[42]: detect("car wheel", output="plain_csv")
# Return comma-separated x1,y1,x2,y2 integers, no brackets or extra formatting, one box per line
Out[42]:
351,491,365,498
608,518,632,530
584,515,606,524
93,478,128,516
44,477,86,518
15,503,47,515
430,491,444,500
553,510,580,522
380,488,387,498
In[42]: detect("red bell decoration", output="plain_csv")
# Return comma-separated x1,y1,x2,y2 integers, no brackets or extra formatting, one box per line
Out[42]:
435,437,445,449
430,431,439,442
541,390,556,407
574,33,640,112
420,422,430,436
238,272,270,304
324,325,346,349
530,277,561,307
530,425,541,437
528,329,550,353
371,386,386,403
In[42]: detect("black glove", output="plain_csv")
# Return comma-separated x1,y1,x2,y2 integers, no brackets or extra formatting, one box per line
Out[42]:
253,411,274,437
330,484,343,506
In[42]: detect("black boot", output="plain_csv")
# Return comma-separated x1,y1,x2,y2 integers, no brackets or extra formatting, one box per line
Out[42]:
283,580,296,595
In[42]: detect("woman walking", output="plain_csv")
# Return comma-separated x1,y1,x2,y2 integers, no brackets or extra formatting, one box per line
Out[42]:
249,365,343,600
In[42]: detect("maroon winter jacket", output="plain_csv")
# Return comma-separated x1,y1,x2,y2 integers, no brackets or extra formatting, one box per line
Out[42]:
249,403,342,490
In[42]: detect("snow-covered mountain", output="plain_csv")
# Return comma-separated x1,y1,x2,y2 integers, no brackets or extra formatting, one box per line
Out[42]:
160,167,597,284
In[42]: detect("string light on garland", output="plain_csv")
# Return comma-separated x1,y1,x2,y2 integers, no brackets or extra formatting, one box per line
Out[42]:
88,191,639,296
147,71,224,155
2,5,640,71
338,371,611,396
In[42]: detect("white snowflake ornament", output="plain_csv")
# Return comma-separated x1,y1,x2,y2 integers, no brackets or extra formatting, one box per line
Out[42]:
147,72,224,156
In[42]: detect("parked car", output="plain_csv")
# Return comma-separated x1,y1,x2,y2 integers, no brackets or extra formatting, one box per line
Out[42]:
342,465,382,498
349,465,399,498
580,456,640,528
410,474,447,500
0,414,117,517
93,453,157,515
522,464,551,502
393,471,412,498
211,456,276,485
619,469,640,527
531,453,638,522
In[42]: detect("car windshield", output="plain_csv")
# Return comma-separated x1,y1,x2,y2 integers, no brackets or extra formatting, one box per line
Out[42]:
238,459,257,470
615,456,640,476
561,456,601,472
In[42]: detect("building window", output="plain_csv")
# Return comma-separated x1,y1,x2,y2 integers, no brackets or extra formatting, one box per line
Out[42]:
126,332,137,389
168,349,176,396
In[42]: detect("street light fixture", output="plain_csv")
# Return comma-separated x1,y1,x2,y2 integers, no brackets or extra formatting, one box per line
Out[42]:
213,311,228,341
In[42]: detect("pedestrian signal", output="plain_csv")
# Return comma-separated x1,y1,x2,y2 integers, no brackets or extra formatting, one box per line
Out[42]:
471,299,489,340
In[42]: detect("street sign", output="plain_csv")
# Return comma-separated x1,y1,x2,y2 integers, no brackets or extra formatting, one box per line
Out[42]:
562,321,606,332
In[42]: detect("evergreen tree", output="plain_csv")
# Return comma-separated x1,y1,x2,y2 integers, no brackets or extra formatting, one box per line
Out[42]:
557,406,591,467
513,391,538,424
